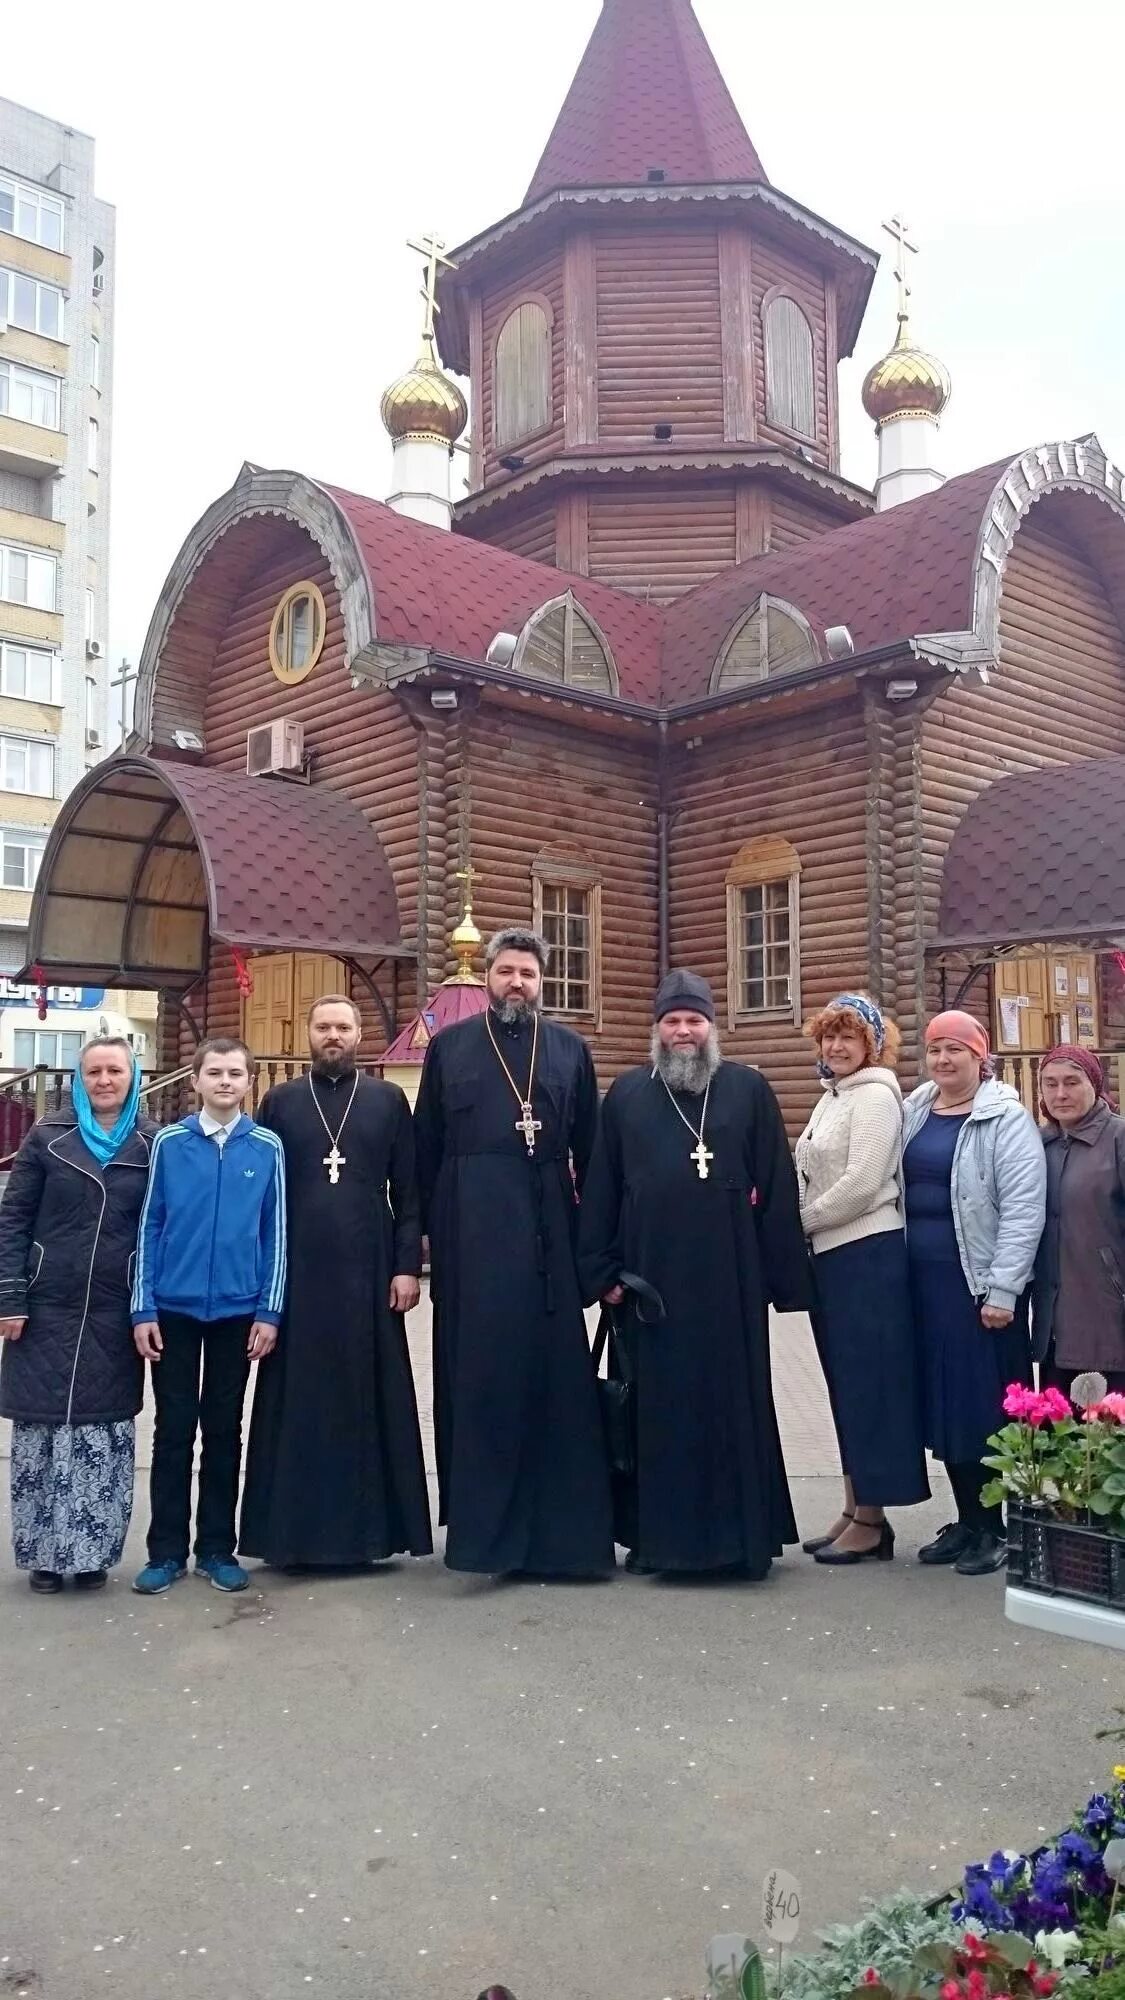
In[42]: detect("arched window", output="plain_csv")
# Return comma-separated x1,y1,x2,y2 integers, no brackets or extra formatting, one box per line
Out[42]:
764,295,815,439
725,835,801,1026
511,592,618,695
494,299,553,450
710,594,818,693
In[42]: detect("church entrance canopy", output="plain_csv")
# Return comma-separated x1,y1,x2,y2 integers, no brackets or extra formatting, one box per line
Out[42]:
935,755,1125,957
20,756,407,989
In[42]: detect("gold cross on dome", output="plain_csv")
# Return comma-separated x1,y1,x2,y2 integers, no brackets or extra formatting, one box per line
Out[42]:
881,212,918,328
454,860,479,912
407,230,457,348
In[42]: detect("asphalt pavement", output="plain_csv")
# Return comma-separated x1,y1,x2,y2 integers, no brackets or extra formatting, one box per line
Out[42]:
0,1305,1118,2000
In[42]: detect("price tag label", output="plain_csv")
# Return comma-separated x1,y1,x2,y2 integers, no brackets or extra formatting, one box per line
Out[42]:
761,1868,801,1945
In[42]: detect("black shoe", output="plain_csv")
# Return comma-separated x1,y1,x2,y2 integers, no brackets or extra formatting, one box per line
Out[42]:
29,1569,63,1593
918,1522,975,1566
624,1550,658,1575
814,1521,894,1566
955,1530,1007,1576
802,1512,854,1555
74,1570,107,1591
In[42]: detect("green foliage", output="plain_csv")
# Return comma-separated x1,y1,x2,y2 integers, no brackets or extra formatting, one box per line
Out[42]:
779,1892,958,2000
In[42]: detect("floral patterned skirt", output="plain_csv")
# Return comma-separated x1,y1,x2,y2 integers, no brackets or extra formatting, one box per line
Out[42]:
10,1421,135,1574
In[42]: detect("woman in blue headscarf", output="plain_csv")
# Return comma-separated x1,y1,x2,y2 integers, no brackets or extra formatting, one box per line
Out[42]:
0,1038,158,1593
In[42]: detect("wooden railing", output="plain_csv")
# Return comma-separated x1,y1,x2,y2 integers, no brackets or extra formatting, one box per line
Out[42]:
995,1049,1125,1114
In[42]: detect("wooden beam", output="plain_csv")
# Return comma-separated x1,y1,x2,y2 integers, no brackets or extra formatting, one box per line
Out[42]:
734,485,769,563
825,275,841,472
563,231,598,448
556,490,590,575
718,225,755,445
468,290,484,492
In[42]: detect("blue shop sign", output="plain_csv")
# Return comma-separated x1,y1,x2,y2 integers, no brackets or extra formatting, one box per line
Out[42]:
0,982,105,1009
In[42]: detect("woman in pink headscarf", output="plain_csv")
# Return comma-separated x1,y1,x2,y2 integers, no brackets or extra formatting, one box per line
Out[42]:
1033,1045,1125,1397
901,1012,1045,1577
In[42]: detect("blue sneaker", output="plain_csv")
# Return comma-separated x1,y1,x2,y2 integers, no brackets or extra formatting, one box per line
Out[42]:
133,1558,187,1595
195,1555,249,1593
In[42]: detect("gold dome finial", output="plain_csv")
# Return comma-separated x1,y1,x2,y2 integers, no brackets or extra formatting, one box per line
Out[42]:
449,862,483,984
380,230,468,446
861,213,951,426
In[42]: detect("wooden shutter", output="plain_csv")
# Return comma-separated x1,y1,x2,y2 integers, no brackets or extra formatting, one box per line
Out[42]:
765,297,815,438
495,302,552,449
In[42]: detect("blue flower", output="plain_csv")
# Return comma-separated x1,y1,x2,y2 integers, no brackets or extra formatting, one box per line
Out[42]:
1057,1831,1097,1869
1082,1794,1115,1835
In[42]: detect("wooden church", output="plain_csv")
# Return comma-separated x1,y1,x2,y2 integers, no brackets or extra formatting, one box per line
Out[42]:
22,0,1125,1130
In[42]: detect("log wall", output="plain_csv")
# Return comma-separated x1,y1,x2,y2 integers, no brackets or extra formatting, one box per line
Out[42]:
667,696,870,1131
587,481,737,600
479,245,566,488
466,701,659,1077
594,224,724,444
750,230,831,468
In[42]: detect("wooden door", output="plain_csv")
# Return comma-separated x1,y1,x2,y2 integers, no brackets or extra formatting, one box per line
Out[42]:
994,955,1049,1055
293,953,348,1029
242,954,296,1056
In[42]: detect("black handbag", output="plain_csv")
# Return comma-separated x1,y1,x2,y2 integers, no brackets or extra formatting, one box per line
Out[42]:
591,1307,635,1476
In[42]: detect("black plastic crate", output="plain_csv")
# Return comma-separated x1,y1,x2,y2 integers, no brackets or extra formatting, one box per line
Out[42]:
1007,1501,1125,1609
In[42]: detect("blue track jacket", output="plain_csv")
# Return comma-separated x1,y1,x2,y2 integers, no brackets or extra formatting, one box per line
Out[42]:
131,1114,287,1327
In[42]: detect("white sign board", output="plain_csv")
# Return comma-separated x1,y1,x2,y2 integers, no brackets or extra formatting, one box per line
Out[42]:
761,1868,801,1944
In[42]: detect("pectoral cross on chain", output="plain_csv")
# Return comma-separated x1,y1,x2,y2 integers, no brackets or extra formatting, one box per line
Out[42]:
323,1143,346,1186
691,1136,714,1180
516,1102,542,1156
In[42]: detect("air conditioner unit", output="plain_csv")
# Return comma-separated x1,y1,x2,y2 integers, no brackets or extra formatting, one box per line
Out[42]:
246,716,305,779
85,637,103,660
85,726,101,749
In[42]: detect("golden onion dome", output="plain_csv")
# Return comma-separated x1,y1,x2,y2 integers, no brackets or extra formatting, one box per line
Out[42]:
862,316,951,426
380,335,467,445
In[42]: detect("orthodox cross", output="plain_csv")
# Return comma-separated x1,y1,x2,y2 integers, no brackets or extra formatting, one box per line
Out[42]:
516,1103,542,1153
881,213,918,329
454,859,478,913
110,657,138,746
406,230,456,348
691,1135,714,1180
323,1143,346,1186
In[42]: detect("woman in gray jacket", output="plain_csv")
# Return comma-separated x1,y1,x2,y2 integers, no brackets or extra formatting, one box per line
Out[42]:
902,1011,1046,1577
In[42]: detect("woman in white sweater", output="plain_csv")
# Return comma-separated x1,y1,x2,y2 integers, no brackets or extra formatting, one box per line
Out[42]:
794,993,929,1565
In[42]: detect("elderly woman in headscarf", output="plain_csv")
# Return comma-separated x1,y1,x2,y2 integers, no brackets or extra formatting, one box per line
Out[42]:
1033,1045,1125,1397
0,1038,157,1593
902,1011,1046,1577
795,993,928,1567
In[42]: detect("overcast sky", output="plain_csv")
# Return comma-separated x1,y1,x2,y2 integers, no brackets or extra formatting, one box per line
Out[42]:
5,0,1124,690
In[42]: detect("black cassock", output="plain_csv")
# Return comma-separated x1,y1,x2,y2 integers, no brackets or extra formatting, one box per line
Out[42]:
238,1072,432,1566
413,1010,614,1577
578,1061,812,1577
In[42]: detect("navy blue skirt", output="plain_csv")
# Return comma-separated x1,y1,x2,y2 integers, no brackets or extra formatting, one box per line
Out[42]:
909,1254,1031,1466
811,1230,930,1507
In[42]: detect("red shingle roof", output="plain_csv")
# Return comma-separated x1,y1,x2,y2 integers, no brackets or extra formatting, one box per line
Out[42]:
937,755,1125,948
326,485,665,701
524,0,767,206
660,459,1008,701
382,977,488,1067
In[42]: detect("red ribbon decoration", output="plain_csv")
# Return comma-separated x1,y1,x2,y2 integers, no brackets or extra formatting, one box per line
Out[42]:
231,948,254,999
29,963,48,1022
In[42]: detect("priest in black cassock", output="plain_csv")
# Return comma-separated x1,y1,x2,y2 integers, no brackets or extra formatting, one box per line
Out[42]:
413,927,614,1579
238,995,432,1569
578,970,811,1579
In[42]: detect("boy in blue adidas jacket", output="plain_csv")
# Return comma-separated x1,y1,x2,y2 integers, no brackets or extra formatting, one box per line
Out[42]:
130,1037,286,1596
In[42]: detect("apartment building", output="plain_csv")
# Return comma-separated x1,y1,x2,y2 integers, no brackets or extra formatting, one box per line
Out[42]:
0,96,113,983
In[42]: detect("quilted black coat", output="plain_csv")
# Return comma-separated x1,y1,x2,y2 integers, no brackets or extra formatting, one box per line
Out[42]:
0,1112,158,1426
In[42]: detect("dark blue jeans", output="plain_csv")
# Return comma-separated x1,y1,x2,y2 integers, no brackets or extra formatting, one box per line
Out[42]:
147,1313,251,1562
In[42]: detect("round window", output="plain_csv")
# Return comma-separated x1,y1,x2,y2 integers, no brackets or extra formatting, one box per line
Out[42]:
269,581,327,685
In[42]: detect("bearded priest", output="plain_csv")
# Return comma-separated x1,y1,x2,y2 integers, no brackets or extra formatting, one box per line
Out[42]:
578,971,811,1579
238,995,432,1571
413,928,613,1579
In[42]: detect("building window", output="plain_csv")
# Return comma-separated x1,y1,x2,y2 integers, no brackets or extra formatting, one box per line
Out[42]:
0,175,65,251
85,584,96,645
0,642,60,704
0,544,57,611
710,594,819,693
0,358,61,429
269,580,327,685
0,268,64,341
725,836,801,1025
87,416,98,472
532,861,602,1021
511,592,619,695
0,734,55,796
764,295,815,439
13,1029,84,1072
90,335,100,391
1,827,47,889
494,299,553,450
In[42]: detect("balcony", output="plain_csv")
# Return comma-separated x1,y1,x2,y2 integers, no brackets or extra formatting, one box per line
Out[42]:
0,411,64,479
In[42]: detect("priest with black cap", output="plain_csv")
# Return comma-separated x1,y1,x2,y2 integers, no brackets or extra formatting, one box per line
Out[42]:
578,969,812,1578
